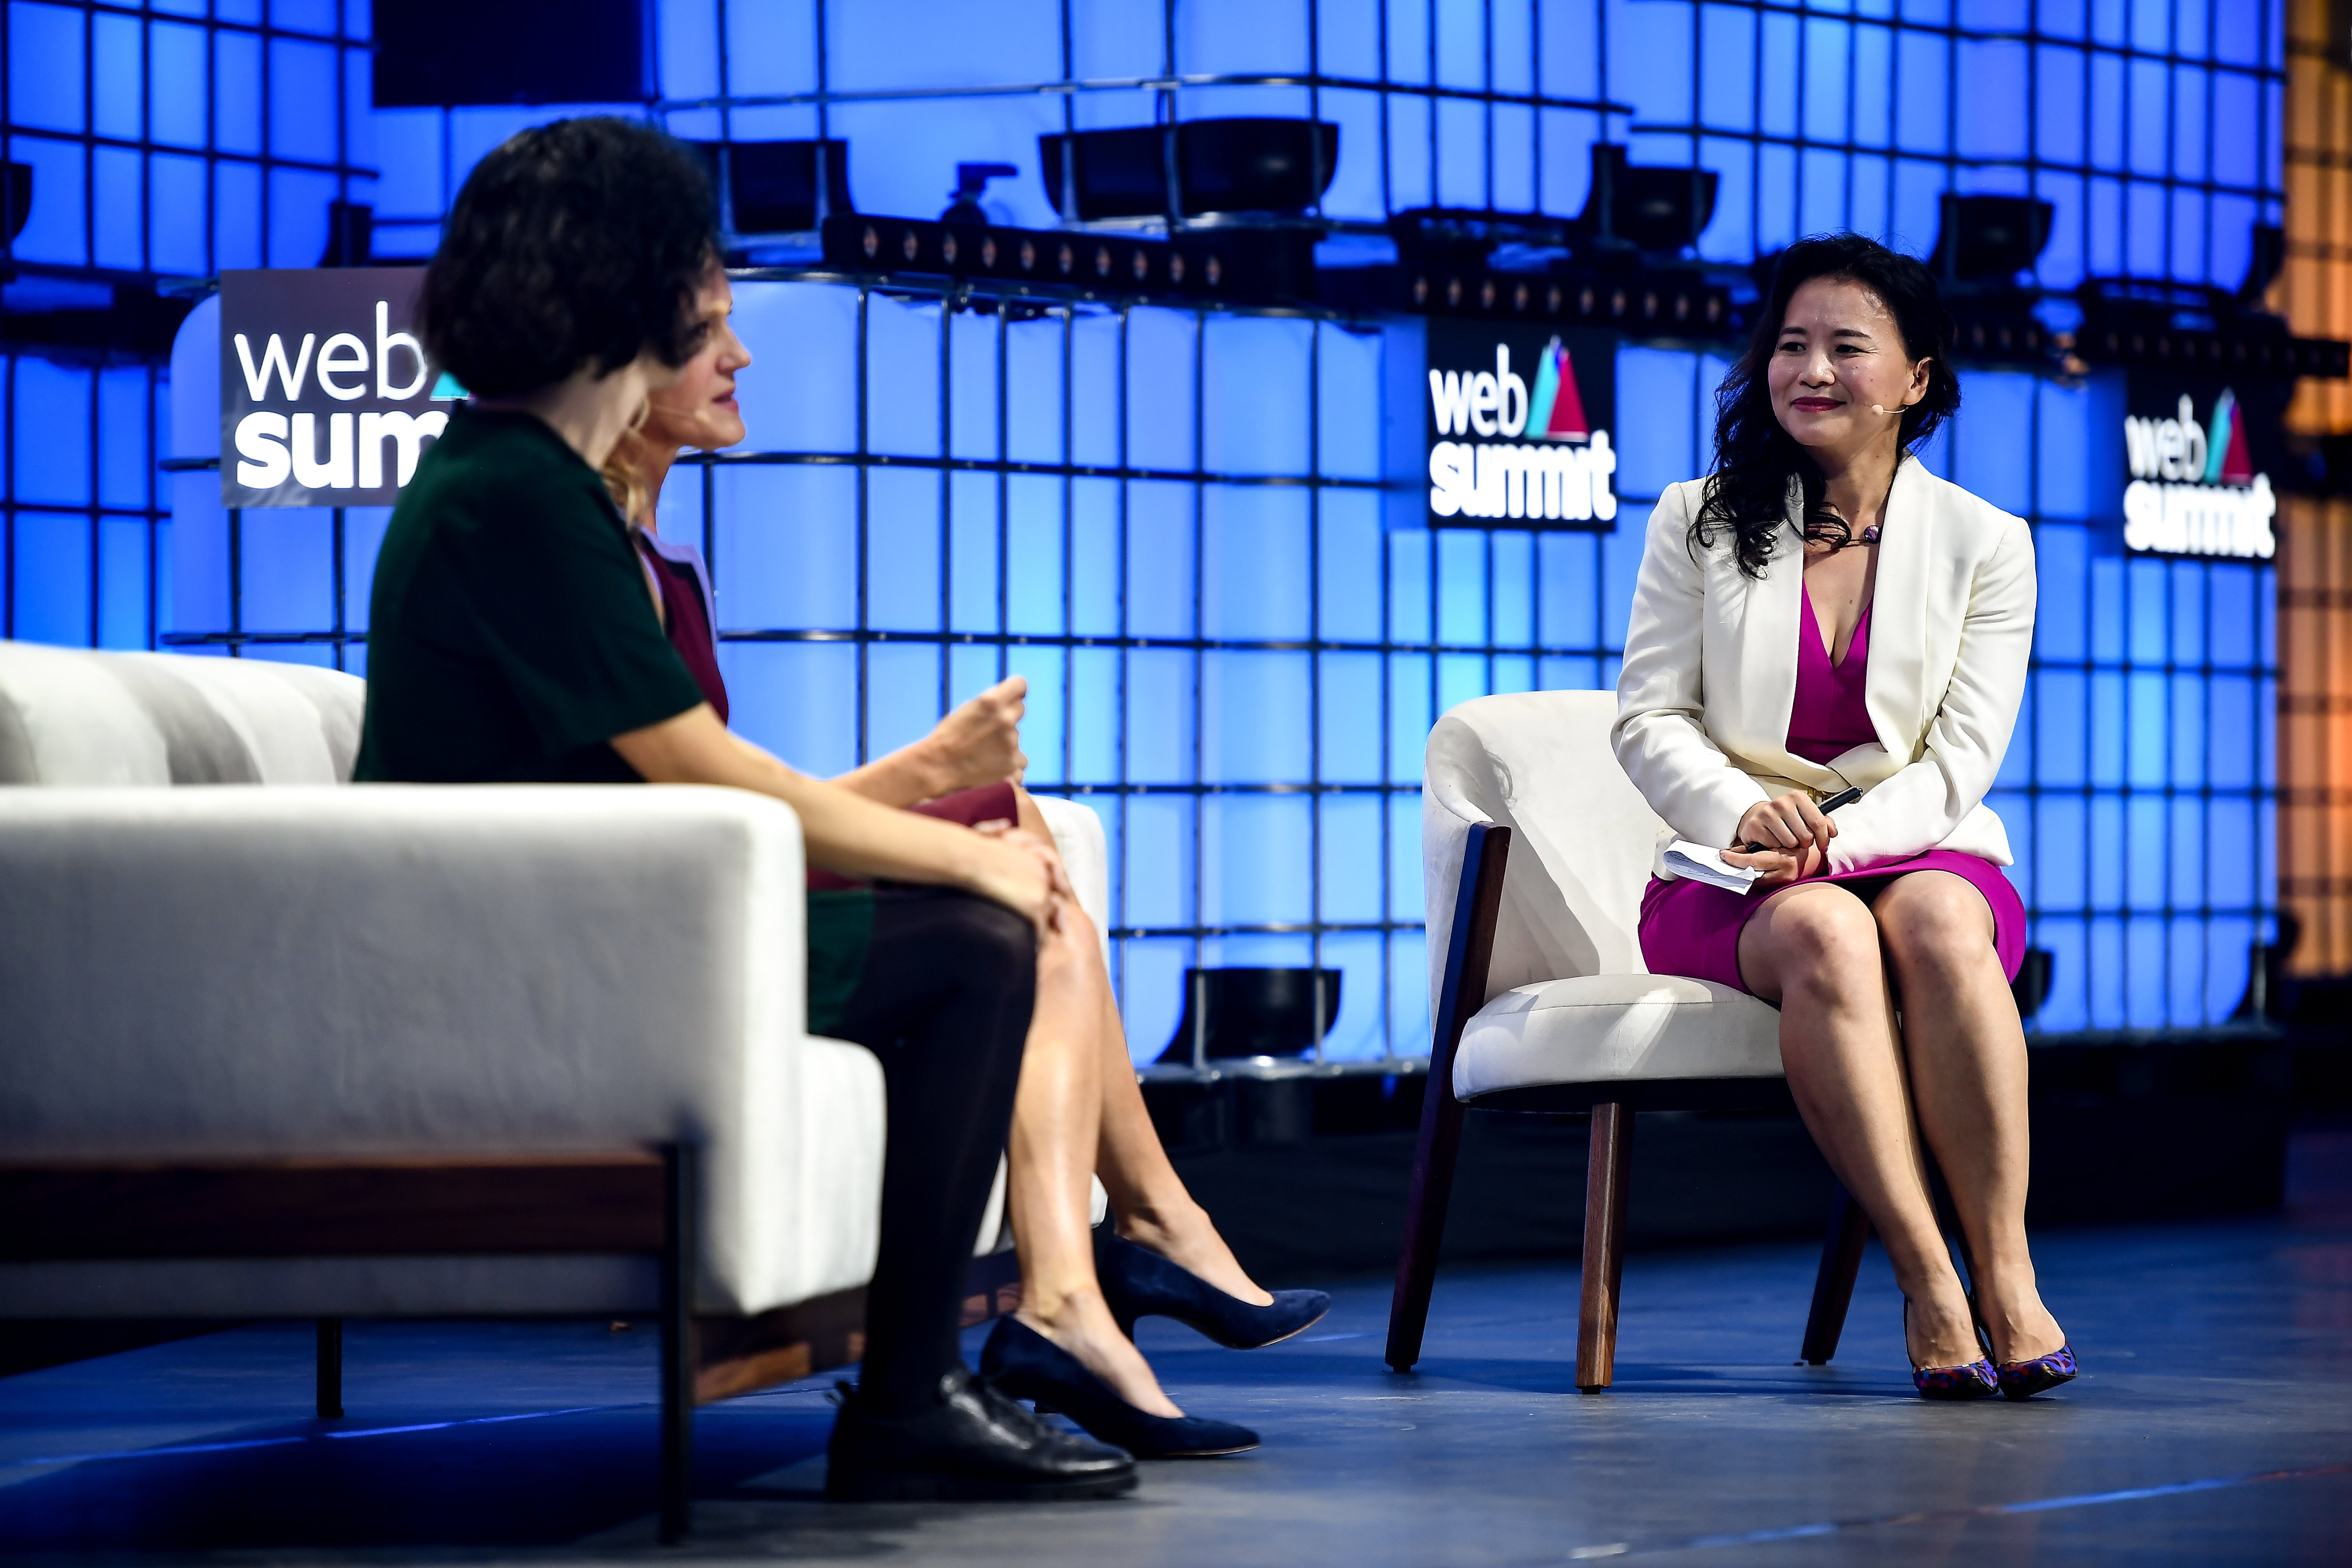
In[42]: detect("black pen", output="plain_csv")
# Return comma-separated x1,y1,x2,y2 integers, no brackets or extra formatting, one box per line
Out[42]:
1739,785,1863,853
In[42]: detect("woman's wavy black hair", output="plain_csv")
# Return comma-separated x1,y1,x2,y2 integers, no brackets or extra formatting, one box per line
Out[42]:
421,117,718,399
1694,233,1961,577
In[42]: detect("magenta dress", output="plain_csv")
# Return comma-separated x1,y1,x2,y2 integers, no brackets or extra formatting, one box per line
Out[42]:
1636,580,2026,995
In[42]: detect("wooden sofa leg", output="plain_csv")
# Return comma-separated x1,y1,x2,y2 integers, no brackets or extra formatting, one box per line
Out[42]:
315,1318,342,1419
658,1143,697,1545
1799,1182,1871,1366
1576,1101,1634,1393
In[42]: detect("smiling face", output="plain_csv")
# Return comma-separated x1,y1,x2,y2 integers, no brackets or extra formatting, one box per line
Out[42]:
1766,276,1931,457
643,267,751,453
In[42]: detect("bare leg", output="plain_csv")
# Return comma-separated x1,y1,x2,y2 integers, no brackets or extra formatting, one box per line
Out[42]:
1011,790,1273,1305
1005,911,1183,1416
1873,872,2065,1365
1739,883,1980,1370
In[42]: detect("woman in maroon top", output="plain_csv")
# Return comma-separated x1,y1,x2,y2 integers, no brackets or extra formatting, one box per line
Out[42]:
603,271,1326,1456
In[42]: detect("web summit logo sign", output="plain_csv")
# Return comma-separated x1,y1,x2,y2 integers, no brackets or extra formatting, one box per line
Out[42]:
2120,390,2275,560
1423,321,1618,529
220,268,458,508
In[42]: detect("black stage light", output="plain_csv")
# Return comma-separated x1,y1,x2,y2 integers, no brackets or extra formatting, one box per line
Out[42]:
942,161,1017,224
2,161,29,250
373,0,649,107
686,140,852,235
1038,117,1338,222
2241,222,2288,306
1571,144,1718,254
318,200,372,267
1156,968,1342,1063
1927,193,2054,282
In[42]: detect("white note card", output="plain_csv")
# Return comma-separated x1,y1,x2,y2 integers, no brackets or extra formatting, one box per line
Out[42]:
1663,839,1764,895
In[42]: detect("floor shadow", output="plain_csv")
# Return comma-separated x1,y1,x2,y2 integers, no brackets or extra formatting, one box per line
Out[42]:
0,1404,832,1552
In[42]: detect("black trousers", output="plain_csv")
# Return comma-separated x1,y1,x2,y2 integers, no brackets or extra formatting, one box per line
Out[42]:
830,887,1035,1413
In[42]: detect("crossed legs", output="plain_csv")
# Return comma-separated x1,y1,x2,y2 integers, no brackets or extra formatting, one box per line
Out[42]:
1001,794,1272,1417
1737,870,2065,1370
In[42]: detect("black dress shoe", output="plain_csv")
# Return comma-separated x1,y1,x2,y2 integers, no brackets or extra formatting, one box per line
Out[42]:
825,1365,1137,1502
1095,1228,1331,1349
981,1317,1260,1458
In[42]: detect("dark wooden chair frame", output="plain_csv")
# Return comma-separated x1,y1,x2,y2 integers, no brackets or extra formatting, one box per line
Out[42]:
1,1147,1020,1543
1384,824,1877,1391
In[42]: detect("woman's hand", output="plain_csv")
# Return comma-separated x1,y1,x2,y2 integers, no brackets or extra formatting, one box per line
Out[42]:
962,820,1072,933
1727,791,1836,888
1722,840,1825,889
920,677,1029,796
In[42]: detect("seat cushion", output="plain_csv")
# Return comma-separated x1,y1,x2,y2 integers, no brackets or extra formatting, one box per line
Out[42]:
1453,972,1783,1102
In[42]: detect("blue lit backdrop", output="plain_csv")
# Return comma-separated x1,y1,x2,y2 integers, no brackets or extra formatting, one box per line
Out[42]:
2,0,2288,1045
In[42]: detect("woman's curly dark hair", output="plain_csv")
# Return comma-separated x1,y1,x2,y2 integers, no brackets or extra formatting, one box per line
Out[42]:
1695,233,1961,577
421,117,718,399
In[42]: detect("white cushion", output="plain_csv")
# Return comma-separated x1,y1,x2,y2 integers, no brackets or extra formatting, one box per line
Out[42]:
1454,973,1783,1102
0,640,365,785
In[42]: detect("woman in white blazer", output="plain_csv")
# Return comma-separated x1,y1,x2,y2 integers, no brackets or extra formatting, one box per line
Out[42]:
1613,234,2073,1401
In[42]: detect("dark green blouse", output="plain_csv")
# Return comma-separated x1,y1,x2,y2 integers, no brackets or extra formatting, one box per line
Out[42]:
354,405,874,1032
355,406,704,783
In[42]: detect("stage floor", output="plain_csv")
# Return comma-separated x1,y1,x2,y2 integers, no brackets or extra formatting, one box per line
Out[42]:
6,1131,2351,1565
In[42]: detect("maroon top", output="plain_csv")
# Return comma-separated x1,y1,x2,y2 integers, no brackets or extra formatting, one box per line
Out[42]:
638,532,728,726
635,527,1020,891
1786,577,1873,764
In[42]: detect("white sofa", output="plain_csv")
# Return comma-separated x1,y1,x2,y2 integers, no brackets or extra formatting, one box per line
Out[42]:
0,639,1111,1535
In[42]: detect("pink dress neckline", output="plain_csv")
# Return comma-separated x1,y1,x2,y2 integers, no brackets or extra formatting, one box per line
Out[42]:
1787,577,1875,764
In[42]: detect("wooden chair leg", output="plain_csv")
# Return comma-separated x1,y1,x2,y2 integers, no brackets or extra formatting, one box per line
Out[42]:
1575,1101,1634,1393
1385,823,1511,1375
1798,1182,1870,1366
1383,1075,1467,1373
315,1317,343,1418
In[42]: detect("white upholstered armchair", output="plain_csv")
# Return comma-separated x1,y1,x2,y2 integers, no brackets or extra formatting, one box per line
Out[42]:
1384,689,1873,1391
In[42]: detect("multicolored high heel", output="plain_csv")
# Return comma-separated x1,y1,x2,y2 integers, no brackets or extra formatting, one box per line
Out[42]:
1913,1359,2001,1400
1998,1344,2078,1401
1906,1301,1999,1401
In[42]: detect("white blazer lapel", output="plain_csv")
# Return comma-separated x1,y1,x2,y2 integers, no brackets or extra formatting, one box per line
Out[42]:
1732,486,1805,763
1865,457,1933,756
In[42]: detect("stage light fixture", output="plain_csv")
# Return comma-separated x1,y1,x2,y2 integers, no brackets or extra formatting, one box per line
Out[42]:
2,161,29,250
1927,194,2055,283
2241,223,2287,306
942,162,1017,225
1037,117,1338,222
687,140,853,236
1570,144,1719,254
1156,968,1342,1064
317,201,372,267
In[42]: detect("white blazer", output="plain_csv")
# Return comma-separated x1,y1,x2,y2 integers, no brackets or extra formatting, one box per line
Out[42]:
1612,457,2035,877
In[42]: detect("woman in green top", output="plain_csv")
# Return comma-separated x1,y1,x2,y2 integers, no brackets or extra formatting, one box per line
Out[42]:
356,117,1135,1502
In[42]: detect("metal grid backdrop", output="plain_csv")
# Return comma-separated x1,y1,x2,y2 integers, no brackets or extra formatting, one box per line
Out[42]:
5,0,2297,1052
2,0,374,647
651,278,1636,1072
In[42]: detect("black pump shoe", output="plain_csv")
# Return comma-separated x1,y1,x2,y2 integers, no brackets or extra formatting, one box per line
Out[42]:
825,1365,1137,1501
1095,1228,1331,1349
980,1316,1260,1459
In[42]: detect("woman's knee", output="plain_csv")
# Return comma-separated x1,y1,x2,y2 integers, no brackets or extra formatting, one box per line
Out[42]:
938,895,1038,981
1757,890,1881,993
1875,874,1992,971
